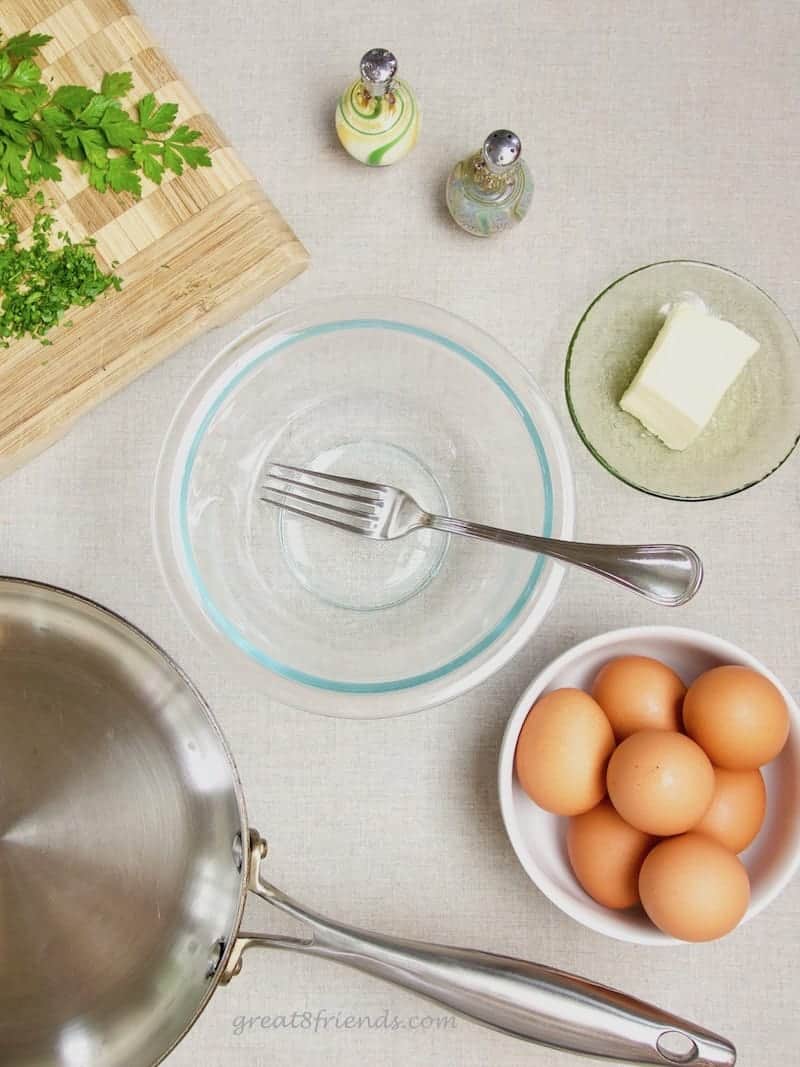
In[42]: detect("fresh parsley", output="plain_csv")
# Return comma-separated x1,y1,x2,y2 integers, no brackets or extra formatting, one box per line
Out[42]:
0,193,121,346
0,31,212,198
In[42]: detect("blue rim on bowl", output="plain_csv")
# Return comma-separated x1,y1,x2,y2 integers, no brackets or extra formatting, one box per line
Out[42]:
180,320,554,692
153,298,575,717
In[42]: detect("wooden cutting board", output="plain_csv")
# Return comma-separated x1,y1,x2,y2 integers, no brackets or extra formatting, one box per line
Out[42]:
0,0,309,477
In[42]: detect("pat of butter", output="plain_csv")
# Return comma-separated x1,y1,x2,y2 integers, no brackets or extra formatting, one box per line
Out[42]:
619,302,759,451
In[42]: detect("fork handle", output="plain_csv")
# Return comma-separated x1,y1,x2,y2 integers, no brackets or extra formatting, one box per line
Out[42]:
425,517,702,607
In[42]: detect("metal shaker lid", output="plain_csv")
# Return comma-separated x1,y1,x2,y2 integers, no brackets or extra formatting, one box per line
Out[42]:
482,130,522,175
359,48,398,97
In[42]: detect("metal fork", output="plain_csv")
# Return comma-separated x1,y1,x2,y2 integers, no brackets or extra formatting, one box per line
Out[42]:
262,463,703,607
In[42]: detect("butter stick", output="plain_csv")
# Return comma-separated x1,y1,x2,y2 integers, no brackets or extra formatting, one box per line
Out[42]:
619,302,759,451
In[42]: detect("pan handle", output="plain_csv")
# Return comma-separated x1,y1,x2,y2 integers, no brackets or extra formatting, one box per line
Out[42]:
222,834,735,1066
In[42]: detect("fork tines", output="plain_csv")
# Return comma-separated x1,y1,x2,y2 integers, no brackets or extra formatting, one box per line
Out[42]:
261,462,383,534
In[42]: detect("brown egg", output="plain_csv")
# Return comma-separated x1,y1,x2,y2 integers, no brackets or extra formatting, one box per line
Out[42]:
694,767,766,853
567,800,656,909
683,665,790,770
639,832,750,941
591,655,686,740
607,730,714,836
515,688,615,815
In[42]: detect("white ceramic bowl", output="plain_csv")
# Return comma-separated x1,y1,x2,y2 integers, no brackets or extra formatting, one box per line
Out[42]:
498,626,800,945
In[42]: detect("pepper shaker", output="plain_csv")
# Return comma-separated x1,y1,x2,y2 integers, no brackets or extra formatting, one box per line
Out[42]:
445,130,533,236
335,48,421,166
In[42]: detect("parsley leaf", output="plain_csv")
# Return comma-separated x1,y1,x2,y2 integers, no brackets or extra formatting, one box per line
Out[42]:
162,143,183,175
0,145,28,196
167,124,202,145
163,124,212,170
8,59,42,88
27,144,61,184
99,103,143,148
77,128,107,168
77,92,112,127
132,142,164,184
107,155,141,196
136,92,155,127
51,84,94,116
37,106,70,129
3,33,53,61
100,71,134,99
137,93,179,133
0,33,212,198
172,142,211,168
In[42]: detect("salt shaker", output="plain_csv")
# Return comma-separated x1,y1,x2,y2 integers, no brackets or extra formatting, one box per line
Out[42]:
445,130,533,237
335,49,421,166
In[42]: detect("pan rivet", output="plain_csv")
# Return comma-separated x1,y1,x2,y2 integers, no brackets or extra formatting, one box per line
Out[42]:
656,1032,699,1063
206,939,226,979
232,832,244,871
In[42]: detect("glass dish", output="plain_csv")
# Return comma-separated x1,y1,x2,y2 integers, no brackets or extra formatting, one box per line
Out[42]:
565,261,800,500
153,297,574,718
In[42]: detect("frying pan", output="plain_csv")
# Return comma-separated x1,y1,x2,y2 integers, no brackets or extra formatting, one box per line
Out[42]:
0,578,736,1067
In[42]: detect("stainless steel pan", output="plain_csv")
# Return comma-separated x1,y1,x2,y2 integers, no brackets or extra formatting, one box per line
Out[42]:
0,578,736,1067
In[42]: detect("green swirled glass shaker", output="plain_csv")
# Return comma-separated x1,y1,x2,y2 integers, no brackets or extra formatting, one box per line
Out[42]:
335,48,421,166
446,130,533,236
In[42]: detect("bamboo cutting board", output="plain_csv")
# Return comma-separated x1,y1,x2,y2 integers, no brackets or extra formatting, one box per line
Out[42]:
0,0,309,477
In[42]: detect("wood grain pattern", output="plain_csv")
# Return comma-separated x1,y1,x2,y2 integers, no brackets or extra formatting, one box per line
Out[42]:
0,0,309,477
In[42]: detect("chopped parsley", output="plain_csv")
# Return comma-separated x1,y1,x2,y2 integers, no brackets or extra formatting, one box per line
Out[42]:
0,193,121,347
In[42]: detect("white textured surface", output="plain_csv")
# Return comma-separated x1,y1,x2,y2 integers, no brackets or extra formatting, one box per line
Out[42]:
2,1,799,1065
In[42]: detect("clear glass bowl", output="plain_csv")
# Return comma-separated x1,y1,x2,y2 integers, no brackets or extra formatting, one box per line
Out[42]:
153,298,574,718
566,261,800,500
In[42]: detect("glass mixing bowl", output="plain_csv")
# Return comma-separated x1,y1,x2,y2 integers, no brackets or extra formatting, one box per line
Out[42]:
153,298,574,717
